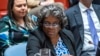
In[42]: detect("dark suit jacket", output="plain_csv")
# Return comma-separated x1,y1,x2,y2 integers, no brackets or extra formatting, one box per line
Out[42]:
69,0,79,7
96,41,100,56
26,28,76,56
65,4,100,56
93,0,100,5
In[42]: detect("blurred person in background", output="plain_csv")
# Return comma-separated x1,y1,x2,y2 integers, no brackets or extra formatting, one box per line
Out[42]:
69,0,79,7
0,0,37,55
27,4,76,56
27,0,65,18
27,0,54,12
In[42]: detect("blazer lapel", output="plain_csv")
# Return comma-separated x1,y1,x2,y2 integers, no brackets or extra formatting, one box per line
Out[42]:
93,4,100,21
73,5,84,42
45,38,56,56
60,31,74,55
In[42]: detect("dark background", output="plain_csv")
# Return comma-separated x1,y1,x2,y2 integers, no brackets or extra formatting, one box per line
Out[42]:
69,0,100,7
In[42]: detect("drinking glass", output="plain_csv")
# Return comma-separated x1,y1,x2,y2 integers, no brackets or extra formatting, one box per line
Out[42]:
40,48,51,56
34,48,51,56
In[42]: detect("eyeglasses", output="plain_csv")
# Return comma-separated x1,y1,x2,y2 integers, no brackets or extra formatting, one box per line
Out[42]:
43,22,59,28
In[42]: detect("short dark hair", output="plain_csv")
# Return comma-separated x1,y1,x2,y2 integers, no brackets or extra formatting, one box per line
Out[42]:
38,4,68,29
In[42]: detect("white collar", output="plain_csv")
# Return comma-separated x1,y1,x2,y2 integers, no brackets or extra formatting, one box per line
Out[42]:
78,2,94,12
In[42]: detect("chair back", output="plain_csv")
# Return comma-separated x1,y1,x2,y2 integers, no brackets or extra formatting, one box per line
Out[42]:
54,0,70,9
0,0,8,18
4,42,27,56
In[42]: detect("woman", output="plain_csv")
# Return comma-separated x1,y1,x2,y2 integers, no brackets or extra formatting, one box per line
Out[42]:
27,4,76,56
0,0,37,55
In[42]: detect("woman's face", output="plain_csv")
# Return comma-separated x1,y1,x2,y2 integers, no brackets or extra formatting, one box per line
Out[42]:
43,15,61,38
12,0,27,18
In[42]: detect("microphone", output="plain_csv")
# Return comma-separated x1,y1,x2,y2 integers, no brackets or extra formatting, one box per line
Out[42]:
88,41,100,50
88,41,100,56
